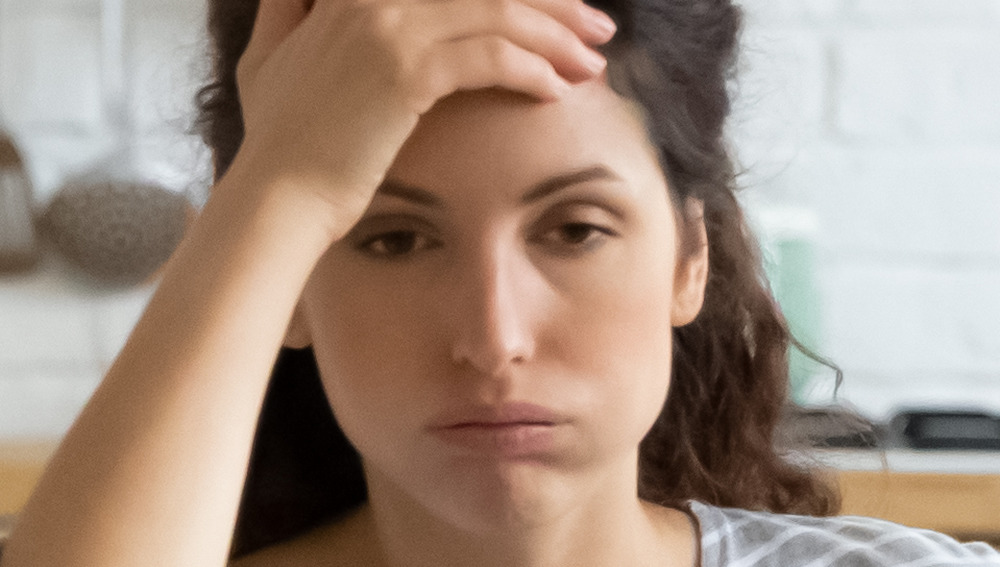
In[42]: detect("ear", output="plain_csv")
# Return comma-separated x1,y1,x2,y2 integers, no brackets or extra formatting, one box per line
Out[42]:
283,300,313,349
671,198,709,327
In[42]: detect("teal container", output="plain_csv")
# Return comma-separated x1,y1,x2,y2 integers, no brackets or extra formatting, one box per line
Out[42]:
772,238,821,403
757,208,823,405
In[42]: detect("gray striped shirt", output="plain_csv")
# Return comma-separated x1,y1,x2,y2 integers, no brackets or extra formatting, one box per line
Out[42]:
688,501,1000,566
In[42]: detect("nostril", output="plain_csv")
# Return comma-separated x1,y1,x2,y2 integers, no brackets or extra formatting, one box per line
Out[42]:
449,329,532,378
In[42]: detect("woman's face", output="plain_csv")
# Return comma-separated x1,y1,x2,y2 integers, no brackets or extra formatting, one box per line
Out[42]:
294,82,707,531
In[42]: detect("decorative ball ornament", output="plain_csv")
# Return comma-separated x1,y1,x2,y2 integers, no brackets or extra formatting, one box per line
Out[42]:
39,175,191,285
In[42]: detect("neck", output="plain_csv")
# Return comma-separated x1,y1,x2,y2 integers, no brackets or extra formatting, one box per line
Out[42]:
353,460,696,567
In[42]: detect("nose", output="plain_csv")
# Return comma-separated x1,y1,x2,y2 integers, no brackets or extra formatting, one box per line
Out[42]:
448,240,538,377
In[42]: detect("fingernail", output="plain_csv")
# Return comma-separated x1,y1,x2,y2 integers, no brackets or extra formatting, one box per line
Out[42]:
583,49,607,74
589,9,617,40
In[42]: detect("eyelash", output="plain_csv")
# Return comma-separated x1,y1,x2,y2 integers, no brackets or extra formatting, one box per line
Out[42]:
532,222,617,252
357,230,441,258
356,222,617,260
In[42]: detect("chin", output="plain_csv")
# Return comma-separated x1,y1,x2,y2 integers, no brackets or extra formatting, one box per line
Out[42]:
420,459,581,534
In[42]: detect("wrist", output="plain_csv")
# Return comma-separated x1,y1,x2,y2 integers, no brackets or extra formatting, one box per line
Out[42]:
210,152,356,247
213,144,381,245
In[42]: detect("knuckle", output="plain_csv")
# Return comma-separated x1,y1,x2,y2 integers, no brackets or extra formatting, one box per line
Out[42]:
357,3,413,71
487,38,518,73
555,22,579,48
367,3,405,40
489,0,517,24
384,49,428,110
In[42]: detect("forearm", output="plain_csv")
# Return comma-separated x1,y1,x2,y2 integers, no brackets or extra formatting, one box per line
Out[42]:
2,169,339,567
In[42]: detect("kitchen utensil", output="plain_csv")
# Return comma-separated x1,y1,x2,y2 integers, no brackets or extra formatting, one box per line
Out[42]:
0,131,39,273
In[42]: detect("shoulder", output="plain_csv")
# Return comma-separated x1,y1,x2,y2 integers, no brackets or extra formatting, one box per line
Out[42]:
228,529,347,567
228,506,378,567
687,500,1000,567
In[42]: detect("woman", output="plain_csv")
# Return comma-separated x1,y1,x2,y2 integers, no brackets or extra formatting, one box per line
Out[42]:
2,0,998,566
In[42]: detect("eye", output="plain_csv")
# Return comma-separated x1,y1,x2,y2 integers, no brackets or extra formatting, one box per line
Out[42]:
358,230,439,258
529,201,623,256
558,223,605,244
549,223,604,244
534,222,617,253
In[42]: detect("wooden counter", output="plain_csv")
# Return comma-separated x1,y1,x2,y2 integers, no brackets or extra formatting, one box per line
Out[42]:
819,449,1000,544
0,440,57,517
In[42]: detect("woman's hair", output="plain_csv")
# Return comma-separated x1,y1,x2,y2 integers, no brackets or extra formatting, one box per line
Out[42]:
195,0,840,559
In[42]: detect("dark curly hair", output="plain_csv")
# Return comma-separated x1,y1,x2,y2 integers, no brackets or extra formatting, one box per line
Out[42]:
194,0,841,559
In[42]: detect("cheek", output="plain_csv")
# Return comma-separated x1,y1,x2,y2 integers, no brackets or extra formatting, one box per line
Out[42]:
552,236,677,445
300,264,444,440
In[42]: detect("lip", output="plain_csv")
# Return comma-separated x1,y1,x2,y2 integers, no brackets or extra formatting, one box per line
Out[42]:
426,402,568,459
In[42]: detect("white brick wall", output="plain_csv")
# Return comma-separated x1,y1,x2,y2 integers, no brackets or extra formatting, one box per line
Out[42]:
0,0,998,439
734,0,1000,419
836,30,1000,144
0,0,203,439
0,0,103,134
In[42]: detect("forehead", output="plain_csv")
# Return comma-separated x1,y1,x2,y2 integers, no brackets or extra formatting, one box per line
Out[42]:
386,82,664,198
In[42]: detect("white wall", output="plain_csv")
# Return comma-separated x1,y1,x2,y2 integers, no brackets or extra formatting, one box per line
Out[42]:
0,0,208,438
0,0,997,439
731,0,1000,418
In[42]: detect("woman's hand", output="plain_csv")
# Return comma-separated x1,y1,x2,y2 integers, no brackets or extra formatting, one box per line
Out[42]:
233,0,617,239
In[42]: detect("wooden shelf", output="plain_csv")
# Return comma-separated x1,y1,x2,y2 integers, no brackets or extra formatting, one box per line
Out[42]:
819,449,1000,544
0,440,58,516
838,470,1000,540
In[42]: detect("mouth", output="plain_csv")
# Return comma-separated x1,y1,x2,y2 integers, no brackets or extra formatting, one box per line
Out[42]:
445,420,556,429
427,402,568,458
428,401,565,428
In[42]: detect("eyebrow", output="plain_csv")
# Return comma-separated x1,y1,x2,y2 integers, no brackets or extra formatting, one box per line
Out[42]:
375,165,623,208
521,166,622,204
376,180,443,207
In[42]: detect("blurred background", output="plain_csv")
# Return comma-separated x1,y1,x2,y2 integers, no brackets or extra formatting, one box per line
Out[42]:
729,0,1000,421
0,0,208,441
0,0,999,529
3,0,997,439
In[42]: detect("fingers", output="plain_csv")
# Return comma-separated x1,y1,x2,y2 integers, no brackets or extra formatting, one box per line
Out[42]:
414,0,610,83
239,0,619,124
411,37,571,112
425,0,616,47
523,0,618,46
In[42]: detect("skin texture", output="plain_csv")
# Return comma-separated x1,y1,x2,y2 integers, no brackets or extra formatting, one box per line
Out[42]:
278,83,709,567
